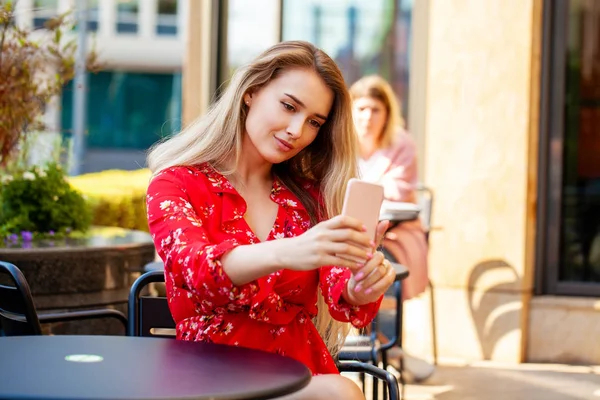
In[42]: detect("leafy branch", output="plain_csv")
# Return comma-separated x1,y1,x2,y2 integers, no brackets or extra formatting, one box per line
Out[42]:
0,0,100,166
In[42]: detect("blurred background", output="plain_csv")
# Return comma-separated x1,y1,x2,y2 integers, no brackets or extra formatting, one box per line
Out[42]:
7,0,600,376
19,0,413,174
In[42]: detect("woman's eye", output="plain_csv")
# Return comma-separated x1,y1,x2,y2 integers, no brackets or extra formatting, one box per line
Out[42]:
309,120,322,129
282,102,295,111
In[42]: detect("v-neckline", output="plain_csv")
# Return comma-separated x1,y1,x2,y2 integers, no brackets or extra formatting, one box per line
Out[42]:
218,171,281,243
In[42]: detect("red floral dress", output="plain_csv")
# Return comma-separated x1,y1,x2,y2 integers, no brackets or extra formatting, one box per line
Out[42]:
146,163,381,375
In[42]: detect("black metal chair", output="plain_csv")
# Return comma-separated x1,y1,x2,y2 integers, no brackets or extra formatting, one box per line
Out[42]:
340,185,436,400
378,186,436,396
0,261,127,336
127,269,175,338
416,184,438,366
339,262,409,400
128,270,400,400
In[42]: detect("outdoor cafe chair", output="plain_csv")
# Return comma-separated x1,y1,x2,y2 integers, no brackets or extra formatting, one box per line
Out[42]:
128,269,400,400
339,261,408,400
340,185,437,400
0,261,127,336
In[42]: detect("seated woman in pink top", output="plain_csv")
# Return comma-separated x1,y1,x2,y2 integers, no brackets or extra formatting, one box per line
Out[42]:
350,75,428,301
350,75,434,381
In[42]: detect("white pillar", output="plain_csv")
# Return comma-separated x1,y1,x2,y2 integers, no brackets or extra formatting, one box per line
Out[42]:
99,0,116,37
15,0,34,30
408,0,430,183
270,0,282,43
177,0,188,41
140,0,158,38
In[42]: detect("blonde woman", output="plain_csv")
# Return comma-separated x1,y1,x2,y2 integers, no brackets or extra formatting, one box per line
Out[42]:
350,75,432,381
146,41,394,400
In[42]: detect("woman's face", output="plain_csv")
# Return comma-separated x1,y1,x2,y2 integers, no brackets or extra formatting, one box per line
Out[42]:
243,68,334,165
352,96,388,141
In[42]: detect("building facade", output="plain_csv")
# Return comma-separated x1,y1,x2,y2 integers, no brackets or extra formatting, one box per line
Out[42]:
404,0,600,365
15,0,185,172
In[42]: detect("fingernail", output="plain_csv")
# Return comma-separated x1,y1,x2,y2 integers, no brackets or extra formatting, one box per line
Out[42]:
355,272,364,281
366,252,373,259
355,284,363,292
356,262,364,268
362,225,368,232
370,240,376,248
364,288,373,295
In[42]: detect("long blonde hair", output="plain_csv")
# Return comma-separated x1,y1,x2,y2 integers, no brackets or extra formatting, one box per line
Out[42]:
147,41,358,358
349,75,404,149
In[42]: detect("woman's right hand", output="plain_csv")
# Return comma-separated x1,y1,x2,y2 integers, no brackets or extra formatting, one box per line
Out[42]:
276,215,375,272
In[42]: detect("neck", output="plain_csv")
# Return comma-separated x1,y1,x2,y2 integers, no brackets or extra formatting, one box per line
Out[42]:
359,136,380,159
226,134,273,188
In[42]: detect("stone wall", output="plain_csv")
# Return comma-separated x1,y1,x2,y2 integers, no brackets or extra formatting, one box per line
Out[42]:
405,0,543,363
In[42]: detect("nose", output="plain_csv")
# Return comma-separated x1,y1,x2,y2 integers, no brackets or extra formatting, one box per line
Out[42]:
286,115,304,139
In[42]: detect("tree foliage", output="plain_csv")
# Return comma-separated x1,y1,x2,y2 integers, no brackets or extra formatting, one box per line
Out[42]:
0,0,99,165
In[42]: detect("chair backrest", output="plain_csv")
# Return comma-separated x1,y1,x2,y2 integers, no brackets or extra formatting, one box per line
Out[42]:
127,270,175,338
0,261,43,336
416,185,434,240
143,261,165,272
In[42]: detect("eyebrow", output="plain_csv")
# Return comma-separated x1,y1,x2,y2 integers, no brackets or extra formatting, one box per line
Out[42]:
284,93,328,121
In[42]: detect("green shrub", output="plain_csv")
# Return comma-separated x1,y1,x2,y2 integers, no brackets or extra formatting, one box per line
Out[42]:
69,169,152,232
0,163,92,239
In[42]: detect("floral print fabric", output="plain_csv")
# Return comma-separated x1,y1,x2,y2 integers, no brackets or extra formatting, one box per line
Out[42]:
146,163,381,375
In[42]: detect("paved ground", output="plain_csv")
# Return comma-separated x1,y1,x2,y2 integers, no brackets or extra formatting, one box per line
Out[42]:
348,361,600,400
404,361,600,400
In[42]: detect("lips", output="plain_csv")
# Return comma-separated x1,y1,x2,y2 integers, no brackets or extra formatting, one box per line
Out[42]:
275,137,294,150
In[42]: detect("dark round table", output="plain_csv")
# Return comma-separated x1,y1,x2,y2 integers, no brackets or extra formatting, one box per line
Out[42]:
0,335,311,400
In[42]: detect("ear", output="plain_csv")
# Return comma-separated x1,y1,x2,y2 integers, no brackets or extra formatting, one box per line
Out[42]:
243,93,252,106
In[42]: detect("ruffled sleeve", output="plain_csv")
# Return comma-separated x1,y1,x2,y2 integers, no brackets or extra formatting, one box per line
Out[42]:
319,266,382,328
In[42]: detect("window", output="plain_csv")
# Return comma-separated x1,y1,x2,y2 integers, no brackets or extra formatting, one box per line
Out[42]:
61,71,182,150
87,0,99,32
117,0,138,34
538,0,600,295
32,0,58,29
157,0,177,36
282,0,413,120
226,0,280,73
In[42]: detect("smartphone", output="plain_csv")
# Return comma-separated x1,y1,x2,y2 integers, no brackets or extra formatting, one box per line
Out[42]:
341,178,385,242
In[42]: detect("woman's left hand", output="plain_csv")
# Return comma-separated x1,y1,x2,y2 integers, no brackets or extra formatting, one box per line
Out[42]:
345,251,395,306
344,220,394,306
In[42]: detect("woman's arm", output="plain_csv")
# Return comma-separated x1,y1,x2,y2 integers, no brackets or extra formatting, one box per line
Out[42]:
147,169,270,309
319,265,383,328
220,240,286,285
380,134,419,202
148,170,372,289
224,214,374,285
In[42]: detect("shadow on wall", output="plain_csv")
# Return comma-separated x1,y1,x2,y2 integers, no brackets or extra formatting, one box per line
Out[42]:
467,259,521,360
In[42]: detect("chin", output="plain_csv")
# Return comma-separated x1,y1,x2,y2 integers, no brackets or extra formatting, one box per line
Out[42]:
262,152,294,165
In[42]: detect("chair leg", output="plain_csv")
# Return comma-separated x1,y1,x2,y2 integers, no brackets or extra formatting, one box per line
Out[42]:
359,371,366,394
399,356,405,400
372,371,379,400
428,280,438,365
381,351,388,400
372,350,380,400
